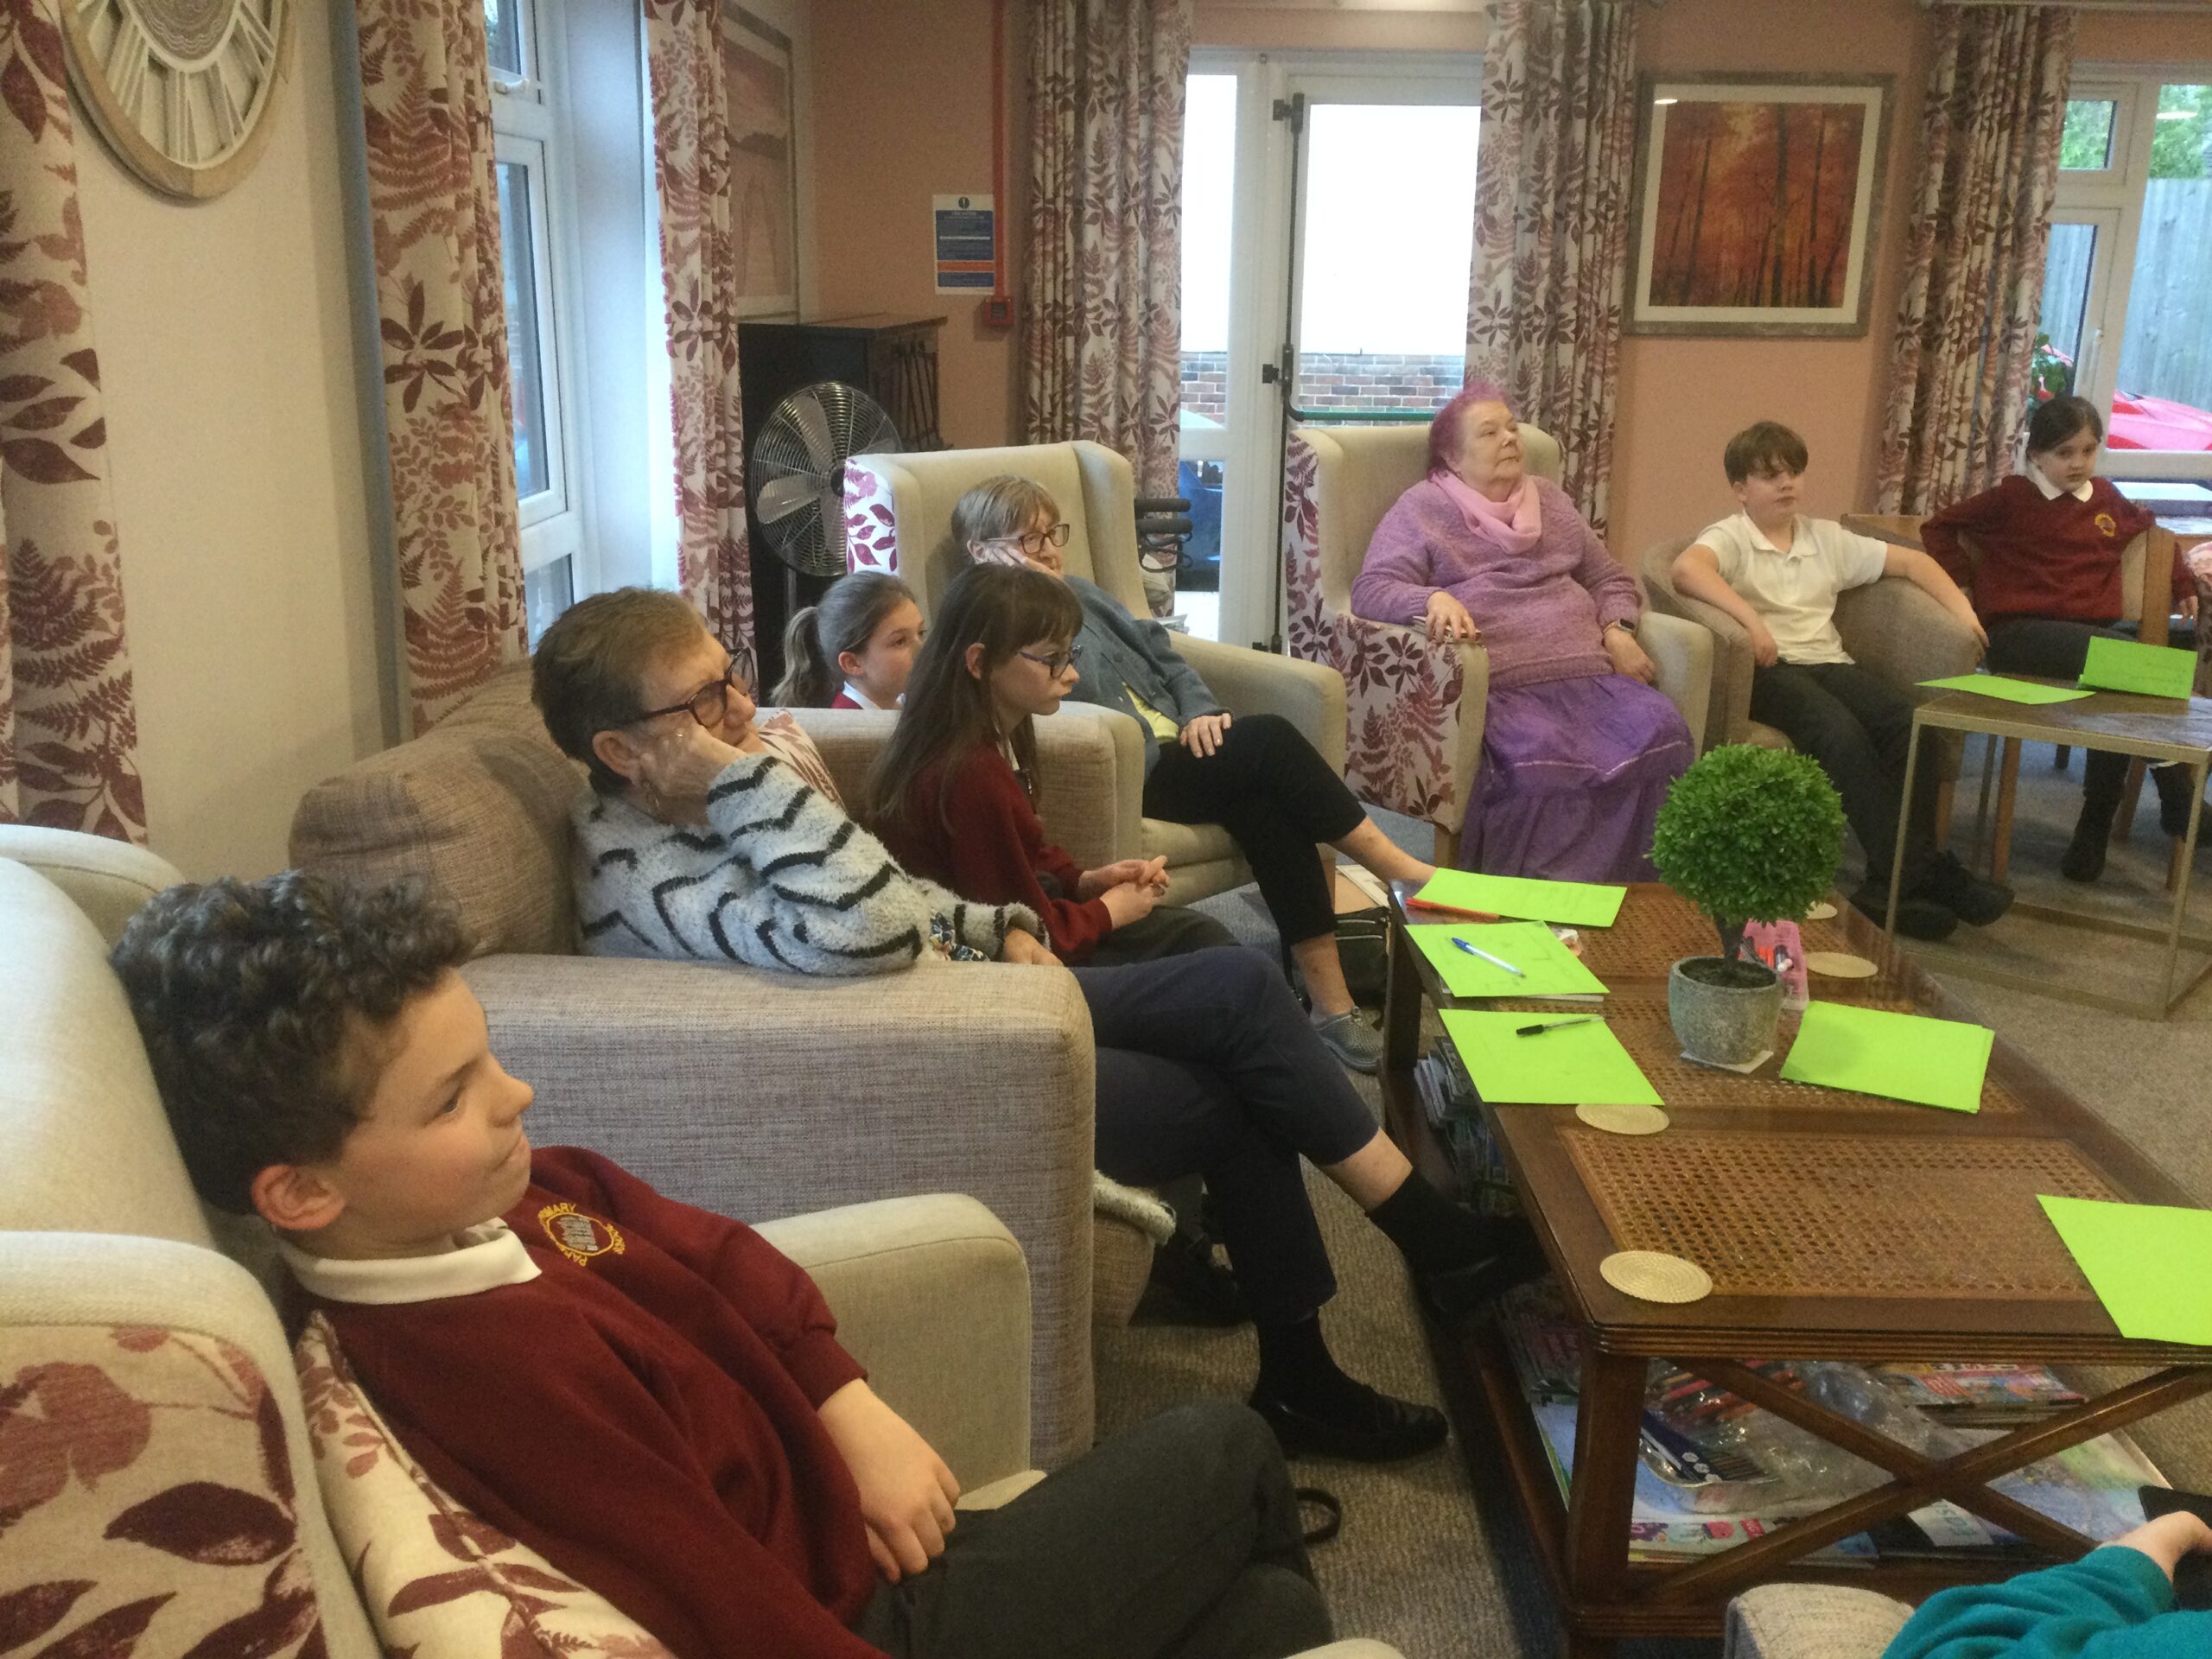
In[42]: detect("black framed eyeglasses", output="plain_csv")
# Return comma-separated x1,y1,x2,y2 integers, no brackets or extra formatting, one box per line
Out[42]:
1017,647,1077,677
988,523,1072,558
629,665,744,729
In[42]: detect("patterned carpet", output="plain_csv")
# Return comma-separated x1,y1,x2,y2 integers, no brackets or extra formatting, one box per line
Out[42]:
1090,740,2212,1659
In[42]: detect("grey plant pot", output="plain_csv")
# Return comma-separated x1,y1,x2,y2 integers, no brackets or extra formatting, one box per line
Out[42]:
1668,957,1783,1067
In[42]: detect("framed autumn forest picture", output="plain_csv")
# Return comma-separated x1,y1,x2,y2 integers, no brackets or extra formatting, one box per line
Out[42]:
1627,73,1893,337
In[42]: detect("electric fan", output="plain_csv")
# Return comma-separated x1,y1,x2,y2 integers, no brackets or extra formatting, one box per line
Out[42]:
747,380,902,584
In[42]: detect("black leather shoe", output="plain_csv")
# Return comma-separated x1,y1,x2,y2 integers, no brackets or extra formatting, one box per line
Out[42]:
1919,851,2013,927
1848,881,1957,942
2061,819,2110,883
1248,1382,1449,1462
1144,1230,1249,1326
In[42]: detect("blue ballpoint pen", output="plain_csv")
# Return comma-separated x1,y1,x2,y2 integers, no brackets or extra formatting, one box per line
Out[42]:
1452,937,1524,977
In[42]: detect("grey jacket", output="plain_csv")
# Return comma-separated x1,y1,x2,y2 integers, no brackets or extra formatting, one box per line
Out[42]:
1064,575,1224,775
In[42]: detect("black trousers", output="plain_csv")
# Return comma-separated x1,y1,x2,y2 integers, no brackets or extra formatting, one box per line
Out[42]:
1142,715,1368,948
1082,904,1243,966
850,1402,1331,1659
1986,616,2138,820
1748,660,1937,884
1073,948,1378,1325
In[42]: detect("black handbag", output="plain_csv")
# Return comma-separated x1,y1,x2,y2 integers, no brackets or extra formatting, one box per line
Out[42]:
1333,905,1390,1009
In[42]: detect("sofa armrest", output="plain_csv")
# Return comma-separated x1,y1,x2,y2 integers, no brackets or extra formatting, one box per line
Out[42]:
1723,1585,1914,1659
760,1194,1031,1490
781,705,900,805
460,951,1097,1466
1177,635,1349,774
0,1232,384,1659
1645,583,1756,749
1641,612,1714,754
1048,704,1148,863
1833,576,1982,689
1327,615,1487,831
0,825,183,947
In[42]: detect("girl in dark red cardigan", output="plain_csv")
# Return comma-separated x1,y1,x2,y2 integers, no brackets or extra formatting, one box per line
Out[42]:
773,571,925,711
1923,397,2202,880
867,564,1236,964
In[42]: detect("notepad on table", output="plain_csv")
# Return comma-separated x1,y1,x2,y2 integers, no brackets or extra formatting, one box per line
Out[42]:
1408,922,1611,999
1777,1001,1991,1113
1411,871,1627,928
1917,673,2094,706
2039,1195,2212,1346
1440,1009,1660,1106
2078,635,2198,700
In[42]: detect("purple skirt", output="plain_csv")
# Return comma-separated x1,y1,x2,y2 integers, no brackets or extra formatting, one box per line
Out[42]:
1459,674,1693,880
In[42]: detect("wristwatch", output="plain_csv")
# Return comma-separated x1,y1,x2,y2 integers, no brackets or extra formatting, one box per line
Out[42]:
1605,618,1637,636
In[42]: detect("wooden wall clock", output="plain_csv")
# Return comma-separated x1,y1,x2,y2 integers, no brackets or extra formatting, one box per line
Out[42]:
62,0,295,200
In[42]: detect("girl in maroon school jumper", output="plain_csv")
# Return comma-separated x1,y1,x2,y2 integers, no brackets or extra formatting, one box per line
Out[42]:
1923,396,2202,880
773,571,926,711
867,563,1240,966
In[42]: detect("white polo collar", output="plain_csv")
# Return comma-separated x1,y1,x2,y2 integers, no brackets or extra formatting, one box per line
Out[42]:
277,1218,541,1306
1744,512,1812,557
842,682,898,710
2030,464,2094,504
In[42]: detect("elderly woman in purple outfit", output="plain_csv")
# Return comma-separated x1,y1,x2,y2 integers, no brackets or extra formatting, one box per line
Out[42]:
1351,385,1693,880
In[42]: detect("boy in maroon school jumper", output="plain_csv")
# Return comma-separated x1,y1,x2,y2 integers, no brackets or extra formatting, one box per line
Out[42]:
110,874,1333,1659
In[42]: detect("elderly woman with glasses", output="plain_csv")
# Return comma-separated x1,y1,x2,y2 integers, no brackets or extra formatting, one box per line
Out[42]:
528,586,1540,1465
952,476,1436,1074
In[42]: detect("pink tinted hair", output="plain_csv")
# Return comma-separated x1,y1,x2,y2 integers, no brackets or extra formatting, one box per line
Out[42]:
1427,381,1517,476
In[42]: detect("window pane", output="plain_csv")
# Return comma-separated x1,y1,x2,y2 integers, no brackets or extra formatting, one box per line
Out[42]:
524,556,574,648
2036,220,2097,393
1179,74,1235,431
494,160,551,499
485,0,523,79
2109,86,2212,454
1294,103,1479,414
2060,99,2116,170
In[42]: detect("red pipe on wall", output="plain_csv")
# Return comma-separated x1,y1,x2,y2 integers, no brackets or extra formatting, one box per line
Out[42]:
986,0,1013,325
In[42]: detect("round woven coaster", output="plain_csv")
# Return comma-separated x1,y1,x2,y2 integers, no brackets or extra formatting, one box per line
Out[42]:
1803,900,1839,921
1575,1102,1669,1136
1599,1250,1713,1304
1805,950,1879,979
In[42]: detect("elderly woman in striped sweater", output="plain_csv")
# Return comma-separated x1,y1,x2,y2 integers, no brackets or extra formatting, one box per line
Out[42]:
531,588,1540,1464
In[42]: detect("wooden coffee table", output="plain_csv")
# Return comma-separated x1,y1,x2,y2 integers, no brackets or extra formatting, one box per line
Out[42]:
1381,884,2212,1656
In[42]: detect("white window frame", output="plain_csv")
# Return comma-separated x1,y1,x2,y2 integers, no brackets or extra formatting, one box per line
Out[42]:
2053,67,2212,480
487,0,593,580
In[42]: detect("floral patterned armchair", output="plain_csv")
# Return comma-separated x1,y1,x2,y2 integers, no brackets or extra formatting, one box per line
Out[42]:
1285,424,1712,866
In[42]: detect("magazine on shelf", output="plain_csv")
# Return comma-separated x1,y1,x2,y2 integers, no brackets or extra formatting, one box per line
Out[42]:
1872,1363,2087,1422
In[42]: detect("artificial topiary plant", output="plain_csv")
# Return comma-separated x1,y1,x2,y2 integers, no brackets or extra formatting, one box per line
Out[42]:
1649,744,1847,963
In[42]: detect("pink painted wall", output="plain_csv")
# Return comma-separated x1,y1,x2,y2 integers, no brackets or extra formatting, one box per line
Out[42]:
811,0,2212,555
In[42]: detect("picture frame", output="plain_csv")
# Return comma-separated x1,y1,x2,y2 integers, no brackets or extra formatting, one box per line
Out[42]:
1626,73,1892,338
722,5,800,319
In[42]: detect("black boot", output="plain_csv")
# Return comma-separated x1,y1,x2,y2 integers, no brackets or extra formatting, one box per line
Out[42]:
2154,763,2202,840
2062,799,2116,882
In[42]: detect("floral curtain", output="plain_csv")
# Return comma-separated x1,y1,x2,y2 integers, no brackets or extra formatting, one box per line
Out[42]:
0,0,144,840
642,0,753,678
1021,0,1192,498
1873,5,2075,513
355,0,528,734
1463,0,1640,537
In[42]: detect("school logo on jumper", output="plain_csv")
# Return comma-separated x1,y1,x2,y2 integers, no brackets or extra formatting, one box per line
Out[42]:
2095,512,2118,538
538,1202,626,1268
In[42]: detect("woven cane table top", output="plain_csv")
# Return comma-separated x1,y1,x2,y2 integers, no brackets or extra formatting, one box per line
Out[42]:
1478,992,2024,1115
1556,1126,2115,1300
1573,890,1873,985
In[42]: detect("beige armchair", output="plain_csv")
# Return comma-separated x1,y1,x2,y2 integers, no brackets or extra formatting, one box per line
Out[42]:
285,669,1110,1465
1286,423,1713,865
847,439,1348,903
0,836,1396,1658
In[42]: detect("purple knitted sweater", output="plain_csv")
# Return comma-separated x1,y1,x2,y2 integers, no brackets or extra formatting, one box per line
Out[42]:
1351,475,1644,691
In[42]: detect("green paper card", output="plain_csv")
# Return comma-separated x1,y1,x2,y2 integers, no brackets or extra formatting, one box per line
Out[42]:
2039,1195,2212,1346
1917,674,2094,706
1440,1009,1661,1106
1777,1001,1991,1113
1408,922,1610,999
1411,870,1627,927
2078,635,2197,700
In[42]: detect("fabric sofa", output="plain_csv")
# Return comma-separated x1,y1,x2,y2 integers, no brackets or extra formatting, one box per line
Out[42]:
846,438,1349,904
1285,423,1714,867
284,668,1114,1465
0,828,1397,1659
1724,1584,1915,1657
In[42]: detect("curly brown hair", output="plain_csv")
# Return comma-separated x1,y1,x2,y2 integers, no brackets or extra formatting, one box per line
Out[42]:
110,873,473,1214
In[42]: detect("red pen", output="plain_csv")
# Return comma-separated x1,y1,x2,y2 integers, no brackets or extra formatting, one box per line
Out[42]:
1406,899,1502,923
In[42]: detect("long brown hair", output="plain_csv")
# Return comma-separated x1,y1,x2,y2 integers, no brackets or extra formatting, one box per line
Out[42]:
772,571,918,706
866,563,1082,835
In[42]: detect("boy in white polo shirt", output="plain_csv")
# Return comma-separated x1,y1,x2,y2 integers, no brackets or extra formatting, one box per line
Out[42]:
1671,421,2012,942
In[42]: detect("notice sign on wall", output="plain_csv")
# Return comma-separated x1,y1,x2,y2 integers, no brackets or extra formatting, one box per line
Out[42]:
934,194,996,293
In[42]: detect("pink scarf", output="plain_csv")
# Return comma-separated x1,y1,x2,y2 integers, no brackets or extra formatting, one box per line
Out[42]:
1433,467,1542,558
